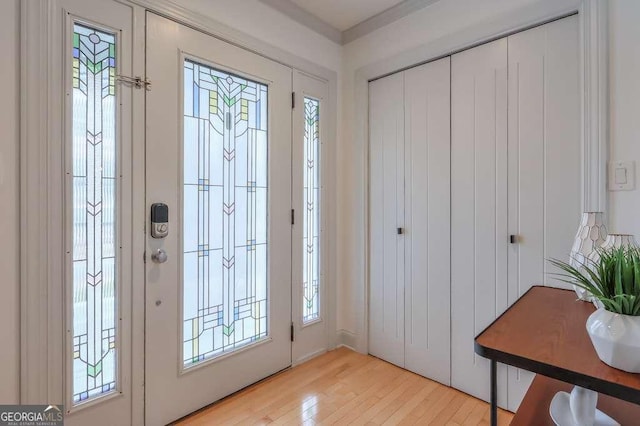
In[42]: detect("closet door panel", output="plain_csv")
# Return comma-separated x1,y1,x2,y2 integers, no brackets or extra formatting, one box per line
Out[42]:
369,73,405,367
404,58,451,385
451,39,508,406
540,15,582,287
507,15,581,411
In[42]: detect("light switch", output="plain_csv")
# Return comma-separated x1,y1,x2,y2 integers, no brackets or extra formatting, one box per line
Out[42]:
609,161,635,191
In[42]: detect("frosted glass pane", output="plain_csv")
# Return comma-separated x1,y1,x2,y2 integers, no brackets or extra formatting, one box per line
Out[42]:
71,23,117,403
303,98,321,323
183,60,269,367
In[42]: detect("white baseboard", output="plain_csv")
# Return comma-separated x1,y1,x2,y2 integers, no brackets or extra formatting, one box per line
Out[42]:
335,329,360,352
292,348,328,366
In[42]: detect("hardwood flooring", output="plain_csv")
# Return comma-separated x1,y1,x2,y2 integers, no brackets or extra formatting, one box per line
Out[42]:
176,347,513,425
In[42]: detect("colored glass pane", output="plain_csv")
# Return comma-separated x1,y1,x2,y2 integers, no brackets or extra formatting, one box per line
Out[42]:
71,23,117,403
182,60,269,367
302,97,320,323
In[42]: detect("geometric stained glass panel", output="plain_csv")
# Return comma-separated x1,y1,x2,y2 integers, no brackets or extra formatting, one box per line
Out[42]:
182,60,268,367
302,98,320,324
71,23,117,403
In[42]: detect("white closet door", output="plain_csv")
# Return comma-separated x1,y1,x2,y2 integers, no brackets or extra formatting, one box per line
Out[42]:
506,15,581,411
369,73,405,367
451,39,509,406
403,58,451,385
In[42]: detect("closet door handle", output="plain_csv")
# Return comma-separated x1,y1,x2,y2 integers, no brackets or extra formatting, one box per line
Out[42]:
510,235,518,244
397,227,404,235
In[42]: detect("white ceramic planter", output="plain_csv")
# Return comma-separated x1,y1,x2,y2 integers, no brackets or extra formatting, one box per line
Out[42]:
586,308,640,373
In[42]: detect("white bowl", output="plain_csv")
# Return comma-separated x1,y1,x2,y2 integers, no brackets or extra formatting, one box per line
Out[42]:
586,308,640,373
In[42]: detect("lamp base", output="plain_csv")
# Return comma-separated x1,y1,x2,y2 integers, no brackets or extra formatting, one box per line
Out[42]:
549,387,618,426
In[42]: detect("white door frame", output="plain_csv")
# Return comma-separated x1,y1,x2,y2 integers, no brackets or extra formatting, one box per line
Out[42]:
291,70,332,365
20,1,337,424
359,0,608,355
20,1,141,422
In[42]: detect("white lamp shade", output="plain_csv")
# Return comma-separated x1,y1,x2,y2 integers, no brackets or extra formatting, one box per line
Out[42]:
570,212,607,268
588,234,639,264
569,212,607,301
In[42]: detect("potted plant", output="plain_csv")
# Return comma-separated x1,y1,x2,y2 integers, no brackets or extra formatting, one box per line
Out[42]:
549,246,640,373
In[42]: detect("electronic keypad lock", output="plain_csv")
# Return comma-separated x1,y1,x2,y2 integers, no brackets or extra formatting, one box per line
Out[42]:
151,203,169,239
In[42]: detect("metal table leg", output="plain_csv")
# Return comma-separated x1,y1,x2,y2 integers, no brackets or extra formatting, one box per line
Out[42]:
491,359,497,426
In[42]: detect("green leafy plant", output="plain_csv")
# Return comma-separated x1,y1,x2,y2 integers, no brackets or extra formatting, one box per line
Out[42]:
549,246,640,316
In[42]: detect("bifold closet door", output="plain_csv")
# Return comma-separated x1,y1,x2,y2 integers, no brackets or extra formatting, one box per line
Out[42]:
403,58,451,385
506,15,581,411
369,73,405,368
369,58,451,382
451,38,509,407
451,15,580,410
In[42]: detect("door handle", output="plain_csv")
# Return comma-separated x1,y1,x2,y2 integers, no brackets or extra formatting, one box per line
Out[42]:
397,227,404,235
510,235,518,244
151,248,168,264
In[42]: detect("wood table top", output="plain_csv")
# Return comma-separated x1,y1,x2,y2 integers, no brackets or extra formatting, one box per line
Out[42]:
475,286,640,404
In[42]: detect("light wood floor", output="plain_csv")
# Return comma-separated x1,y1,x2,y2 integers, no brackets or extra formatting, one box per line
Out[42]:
176,347,513,425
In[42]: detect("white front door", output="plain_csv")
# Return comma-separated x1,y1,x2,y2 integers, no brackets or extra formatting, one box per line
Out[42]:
145,13,293,425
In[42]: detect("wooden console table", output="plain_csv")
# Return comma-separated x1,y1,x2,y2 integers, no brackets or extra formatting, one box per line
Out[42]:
475,286,640,426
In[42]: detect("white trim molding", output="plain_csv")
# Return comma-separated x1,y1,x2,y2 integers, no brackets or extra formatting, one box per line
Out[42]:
258,0,342,44
336,329,358,352
580,0,609,213
258,0,444,45
342,0,442,44
129,6,147,425
20,0,65,405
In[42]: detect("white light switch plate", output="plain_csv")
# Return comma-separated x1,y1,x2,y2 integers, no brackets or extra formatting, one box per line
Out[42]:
609,161,635,191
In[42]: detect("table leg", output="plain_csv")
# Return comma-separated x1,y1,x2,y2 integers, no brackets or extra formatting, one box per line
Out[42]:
491,359,497,426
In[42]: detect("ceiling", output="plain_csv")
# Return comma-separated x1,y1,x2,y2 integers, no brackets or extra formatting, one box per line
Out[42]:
288,0,406,31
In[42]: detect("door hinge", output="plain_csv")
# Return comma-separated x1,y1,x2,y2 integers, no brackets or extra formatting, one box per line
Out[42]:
116,74,152,90
291,322,295,342
292,92,295,109
291,209,295,225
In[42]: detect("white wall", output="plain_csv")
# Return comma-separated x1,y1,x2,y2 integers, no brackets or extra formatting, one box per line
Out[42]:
337,0,582,347
609,0,640,238
0,0,20,404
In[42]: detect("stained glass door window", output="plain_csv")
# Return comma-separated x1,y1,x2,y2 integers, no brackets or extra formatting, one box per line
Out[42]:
183,60,268,367
302,98,321,323
71,23,117,403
